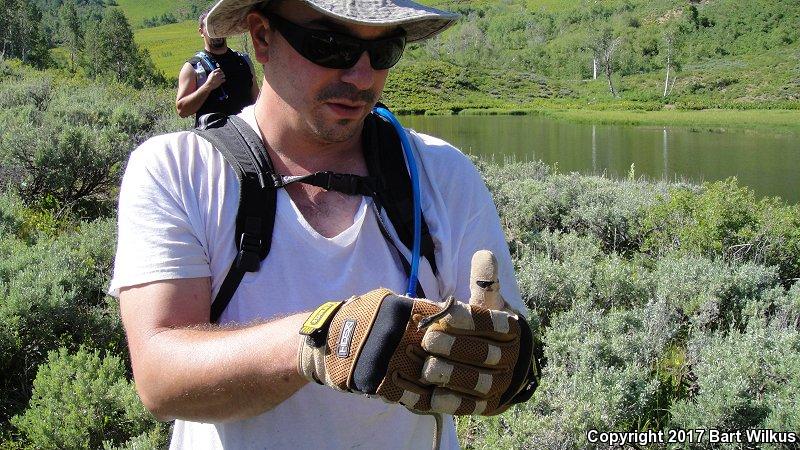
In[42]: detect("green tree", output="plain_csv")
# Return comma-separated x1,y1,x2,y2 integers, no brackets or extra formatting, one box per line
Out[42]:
0,0,50,67
588,26,623,97
11,347,167,449
82,7,163,88
661,20,687,98
57,0,82,70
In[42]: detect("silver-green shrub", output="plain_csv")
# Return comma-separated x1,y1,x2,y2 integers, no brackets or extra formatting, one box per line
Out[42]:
458,302,678,449
670,294,800,447
11,347,167,449
0,215,123,426
487,164,660,255
653,254,779,330
514,231,602,325
475,161,799,449
0,64,187,220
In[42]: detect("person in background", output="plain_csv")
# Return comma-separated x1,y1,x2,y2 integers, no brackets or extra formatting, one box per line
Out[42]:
176,9,260,125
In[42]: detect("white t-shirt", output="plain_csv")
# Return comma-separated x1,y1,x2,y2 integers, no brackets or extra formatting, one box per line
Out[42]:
110,105,524,450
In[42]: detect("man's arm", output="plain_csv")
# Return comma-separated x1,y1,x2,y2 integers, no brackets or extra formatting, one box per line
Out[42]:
120,276,308,423
175,62,225,118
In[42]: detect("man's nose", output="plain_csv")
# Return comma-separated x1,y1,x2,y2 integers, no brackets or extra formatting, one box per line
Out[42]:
340,52,377,91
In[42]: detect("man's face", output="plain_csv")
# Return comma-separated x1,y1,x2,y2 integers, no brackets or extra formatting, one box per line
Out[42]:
260,2,397,144
208,36,227,49
200,25,227,50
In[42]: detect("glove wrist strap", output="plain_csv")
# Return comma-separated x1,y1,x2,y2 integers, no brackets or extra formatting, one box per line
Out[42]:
298,301,345,384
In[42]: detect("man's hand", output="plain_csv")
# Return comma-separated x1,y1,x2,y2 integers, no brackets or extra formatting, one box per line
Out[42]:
418,250,539,415
297,250,540,416
175,63,226,118
203,68,226,91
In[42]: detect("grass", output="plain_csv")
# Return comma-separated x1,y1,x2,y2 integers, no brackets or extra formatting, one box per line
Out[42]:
115,0,177,29
134,20,256,82
408,104,800,131
134,20,200,79
564,42,800,107
527,108,800,131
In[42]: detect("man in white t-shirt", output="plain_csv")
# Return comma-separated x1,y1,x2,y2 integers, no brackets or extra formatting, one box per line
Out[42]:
111,1,536,449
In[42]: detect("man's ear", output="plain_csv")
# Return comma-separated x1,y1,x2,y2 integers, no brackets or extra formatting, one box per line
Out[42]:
246,12,270,64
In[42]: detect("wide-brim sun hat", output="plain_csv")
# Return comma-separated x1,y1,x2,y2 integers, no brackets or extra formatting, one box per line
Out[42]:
205,0,460,43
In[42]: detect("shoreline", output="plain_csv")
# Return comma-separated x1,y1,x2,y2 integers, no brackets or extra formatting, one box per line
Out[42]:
395,107,800,132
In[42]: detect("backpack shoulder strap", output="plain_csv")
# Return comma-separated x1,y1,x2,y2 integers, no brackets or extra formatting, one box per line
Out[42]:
191,110,439,321
193,113,277,323
194,51,216,72
238,51,253,68
363,112,439,278
191,51,214,87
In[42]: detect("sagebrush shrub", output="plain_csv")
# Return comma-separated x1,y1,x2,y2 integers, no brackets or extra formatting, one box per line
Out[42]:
592,254,653,310
653,254,778,331
487,165,663,256
521,304,674,447
0,65,187,221
11,347,167,449
562,177,656,255
0,193,26,240
670,303,800,440
640,178,800,284
514,231,603,325
0,218,123,424
477,161,800,449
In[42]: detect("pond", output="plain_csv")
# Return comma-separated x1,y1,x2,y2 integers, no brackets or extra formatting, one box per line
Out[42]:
401,115,800,204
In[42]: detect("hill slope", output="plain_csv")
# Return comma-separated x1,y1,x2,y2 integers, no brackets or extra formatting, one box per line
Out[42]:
133,21,255,80
115,0,176,28
134,20,200,77
122,0,799,111
115,0,206,29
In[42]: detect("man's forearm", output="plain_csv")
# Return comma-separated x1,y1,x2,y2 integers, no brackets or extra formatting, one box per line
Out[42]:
130,313,308,423
176,83,214,118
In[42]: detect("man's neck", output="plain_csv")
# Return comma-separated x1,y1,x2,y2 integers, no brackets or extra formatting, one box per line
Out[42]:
253,99,367,176
204,46,229,56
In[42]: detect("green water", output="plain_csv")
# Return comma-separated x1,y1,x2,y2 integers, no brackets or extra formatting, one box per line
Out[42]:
402,115,800,204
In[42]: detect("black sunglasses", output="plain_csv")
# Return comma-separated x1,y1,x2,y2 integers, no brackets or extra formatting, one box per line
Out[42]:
264,13,406,70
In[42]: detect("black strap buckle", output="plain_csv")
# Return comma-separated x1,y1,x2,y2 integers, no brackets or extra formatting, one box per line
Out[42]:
321,172,357,195
235,232,262,272
271,173,285,188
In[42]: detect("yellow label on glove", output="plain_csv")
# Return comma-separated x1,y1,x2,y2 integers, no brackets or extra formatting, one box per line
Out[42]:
300,301,343,336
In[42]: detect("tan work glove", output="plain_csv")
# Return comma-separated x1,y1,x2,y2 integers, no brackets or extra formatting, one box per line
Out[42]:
297,250,540,416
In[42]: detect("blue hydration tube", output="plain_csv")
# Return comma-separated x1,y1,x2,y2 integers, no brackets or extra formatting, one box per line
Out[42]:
372,106,422,297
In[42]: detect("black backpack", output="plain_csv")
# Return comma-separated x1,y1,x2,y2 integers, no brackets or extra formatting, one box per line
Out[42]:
193,110,438,323
190,50,252,92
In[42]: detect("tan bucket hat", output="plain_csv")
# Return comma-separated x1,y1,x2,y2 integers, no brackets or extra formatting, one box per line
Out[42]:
204,0,459,43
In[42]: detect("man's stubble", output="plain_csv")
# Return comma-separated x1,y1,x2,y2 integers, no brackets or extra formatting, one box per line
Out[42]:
308,82,379,143
209,37,227,49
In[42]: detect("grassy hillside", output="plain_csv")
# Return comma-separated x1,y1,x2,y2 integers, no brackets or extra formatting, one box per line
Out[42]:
133,20,258,81
123,0,799,114
133,20,200,78
115,0,176,29
114,0,207,29
382,40,800,113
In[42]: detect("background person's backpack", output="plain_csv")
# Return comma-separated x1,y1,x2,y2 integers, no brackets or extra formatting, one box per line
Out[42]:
193,111,439,323
190,50,252,95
